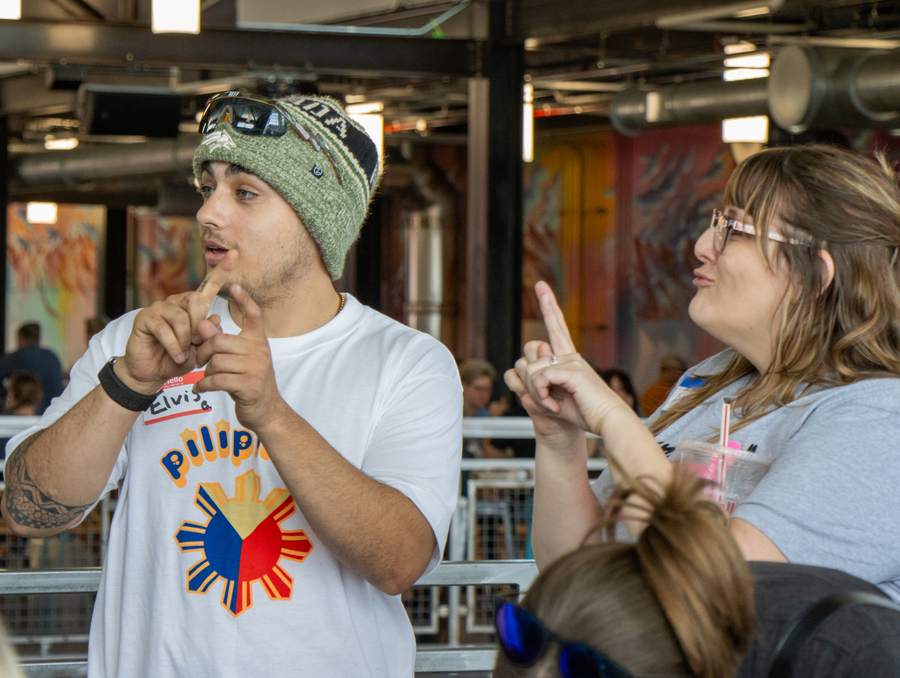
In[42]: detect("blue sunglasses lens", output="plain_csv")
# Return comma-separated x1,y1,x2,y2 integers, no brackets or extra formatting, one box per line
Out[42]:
496,604,546,664
561,643,630,678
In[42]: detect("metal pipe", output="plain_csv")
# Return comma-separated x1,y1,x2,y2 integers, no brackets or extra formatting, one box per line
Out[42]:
768,45,900,133
656,0,784,28
851,50,900,118
14,136,200,185
610,78,768,135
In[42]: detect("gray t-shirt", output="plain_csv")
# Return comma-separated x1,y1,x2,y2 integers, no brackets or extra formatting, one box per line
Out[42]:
592,350,900,600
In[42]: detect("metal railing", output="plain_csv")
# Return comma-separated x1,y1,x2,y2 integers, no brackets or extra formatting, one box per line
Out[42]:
0,561,539,677
0,415,595,673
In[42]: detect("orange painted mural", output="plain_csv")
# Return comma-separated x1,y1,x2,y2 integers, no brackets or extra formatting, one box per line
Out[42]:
5,204,103,372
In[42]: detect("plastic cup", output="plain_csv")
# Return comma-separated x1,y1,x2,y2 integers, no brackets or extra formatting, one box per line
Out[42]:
676,439,773,513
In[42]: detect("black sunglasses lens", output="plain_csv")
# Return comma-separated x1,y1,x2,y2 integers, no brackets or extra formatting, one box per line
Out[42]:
496,604,546,664
200,98,289,137
560,643,630,678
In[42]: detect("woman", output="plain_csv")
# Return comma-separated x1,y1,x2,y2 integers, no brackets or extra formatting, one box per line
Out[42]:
493,470,754,678
507,145,900,599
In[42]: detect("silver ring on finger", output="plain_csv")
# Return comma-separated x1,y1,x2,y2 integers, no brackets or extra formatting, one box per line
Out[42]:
549,354,557,366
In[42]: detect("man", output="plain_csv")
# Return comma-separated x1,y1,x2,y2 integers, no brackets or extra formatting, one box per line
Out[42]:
0,322,64,414
1,93,462,677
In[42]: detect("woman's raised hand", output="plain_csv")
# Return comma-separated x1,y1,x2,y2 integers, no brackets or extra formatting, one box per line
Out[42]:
505,281,633,437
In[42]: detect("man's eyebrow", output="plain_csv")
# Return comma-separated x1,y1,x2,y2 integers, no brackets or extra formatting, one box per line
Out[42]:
200,161,261,180
224,163,260,179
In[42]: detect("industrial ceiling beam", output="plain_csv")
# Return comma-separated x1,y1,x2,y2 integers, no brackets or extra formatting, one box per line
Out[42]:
0,21,480,78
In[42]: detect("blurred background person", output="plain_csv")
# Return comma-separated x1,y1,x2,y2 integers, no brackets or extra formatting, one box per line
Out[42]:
639,354,686,418
600,368,641,416
459,359,510,459
0,323,63,415
4,373,43,417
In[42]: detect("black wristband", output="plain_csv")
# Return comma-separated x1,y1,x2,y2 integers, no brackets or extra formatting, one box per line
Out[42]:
98,357,161,412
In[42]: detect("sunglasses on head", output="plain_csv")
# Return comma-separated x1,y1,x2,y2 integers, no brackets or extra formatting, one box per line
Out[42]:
198,91,343,186
494,601,693,678
494,601,632,678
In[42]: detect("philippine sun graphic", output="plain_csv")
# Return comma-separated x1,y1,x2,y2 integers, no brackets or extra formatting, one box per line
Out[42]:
173,469,314,616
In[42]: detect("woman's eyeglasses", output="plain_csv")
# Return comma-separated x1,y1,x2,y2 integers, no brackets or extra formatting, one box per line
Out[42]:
710,209,808,254
494,601,632,678
198,91,343,186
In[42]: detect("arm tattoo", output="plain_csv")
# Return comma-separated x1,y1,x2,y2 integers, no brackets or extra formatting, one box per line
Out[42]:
3,432,94,530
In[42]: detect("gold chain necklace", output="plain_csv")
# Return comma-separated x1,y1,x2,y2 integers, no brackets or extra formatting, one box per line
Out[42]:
336,292,346,315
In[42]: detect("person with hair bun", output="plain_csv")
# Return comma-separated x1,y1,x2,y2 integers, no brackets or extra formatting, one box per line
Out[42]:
507,144,900,601
493,470,755,678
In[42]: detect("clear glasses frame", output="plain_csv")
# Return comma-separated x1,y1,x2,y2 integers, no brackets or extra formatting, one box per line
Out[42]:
710,209,808,254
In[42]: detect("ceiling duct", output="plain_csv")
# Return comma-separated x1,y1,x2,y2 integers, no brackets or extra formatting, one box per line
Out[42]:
609,78,768,135
769,45,900,133
14,136,200,186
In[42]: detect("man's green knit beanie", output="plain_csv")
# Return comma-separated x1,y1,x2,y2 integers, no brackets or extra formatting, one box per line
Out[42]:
193,94,381,280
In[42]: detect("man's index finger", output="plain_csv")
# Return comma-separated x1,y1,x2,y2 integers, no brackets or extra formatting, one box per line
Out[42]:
196,251,238,304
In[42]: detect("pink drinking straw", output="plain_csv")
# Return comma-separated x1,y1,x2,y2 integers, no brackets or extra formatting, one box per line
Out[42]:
717,397,733,503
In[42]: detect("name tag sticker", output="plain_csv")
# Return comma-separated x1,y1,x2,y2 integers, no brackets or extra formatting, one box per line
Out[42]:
144,370,211,425
659,374,705,414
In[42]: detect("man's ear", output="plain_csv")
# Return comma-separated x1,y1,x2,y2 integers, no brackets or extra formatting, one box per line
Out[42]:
818,249,835,290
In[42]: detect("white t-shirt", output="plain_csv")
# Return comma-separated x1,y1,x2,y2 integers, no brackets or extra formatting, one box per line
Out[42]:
7,295,463,678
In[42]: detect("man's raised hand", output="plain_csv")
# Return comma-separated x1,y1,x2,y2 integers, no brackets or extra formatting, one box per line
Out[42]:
193,283,284,433
117,251,238,394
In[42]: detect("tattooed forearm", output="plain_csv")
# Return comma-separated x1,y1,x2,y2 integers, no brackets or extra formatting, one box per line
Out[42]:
3,432,93,530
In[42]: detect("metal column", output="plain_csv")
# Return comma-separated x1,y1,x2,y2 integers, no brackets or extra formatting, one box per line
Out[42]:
466,78,490,359
0,117,7,354
485,0,523,377
102,208,129,320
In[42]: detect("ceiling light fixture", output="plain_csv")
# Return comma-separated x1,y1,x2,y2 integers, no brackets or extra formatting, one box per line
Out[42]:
722,116,769,143
523,83,534,163
724,41,757,55
26,203,58,225
346,101,384,115
44,136,79,150
152,0,200,34
724,53,769,69
0,0,20,19
723,68,769,81
349,114,383,168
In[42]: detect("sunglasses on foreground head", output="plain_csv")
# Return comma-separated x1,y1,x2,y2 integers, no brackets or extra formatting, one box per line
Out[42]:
494,601,692,678
494,601,632,678
198,91,343,186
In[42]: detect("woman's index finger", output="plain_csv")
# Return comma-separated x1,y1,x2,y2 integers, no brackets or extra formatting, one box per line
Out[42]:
535,281,577,355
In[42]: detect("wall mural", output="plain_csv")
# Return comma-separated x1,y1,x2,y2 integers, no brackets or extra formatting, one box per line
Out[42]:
135,209,203,307
6,204,104,373
616,126,731,393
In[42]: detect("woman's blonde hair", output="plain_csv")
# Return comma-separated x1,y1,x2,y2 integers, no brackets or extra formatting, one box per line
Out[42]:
652,144,900,436
493,470,754,678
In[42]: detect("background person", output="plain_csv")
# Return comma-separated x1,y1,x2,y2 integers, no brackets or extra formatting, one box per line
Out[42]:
1,92,462,678
459,358,510,459
507,144,900,603
600,368,640,416
4,373,43,416
0,323,63,415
